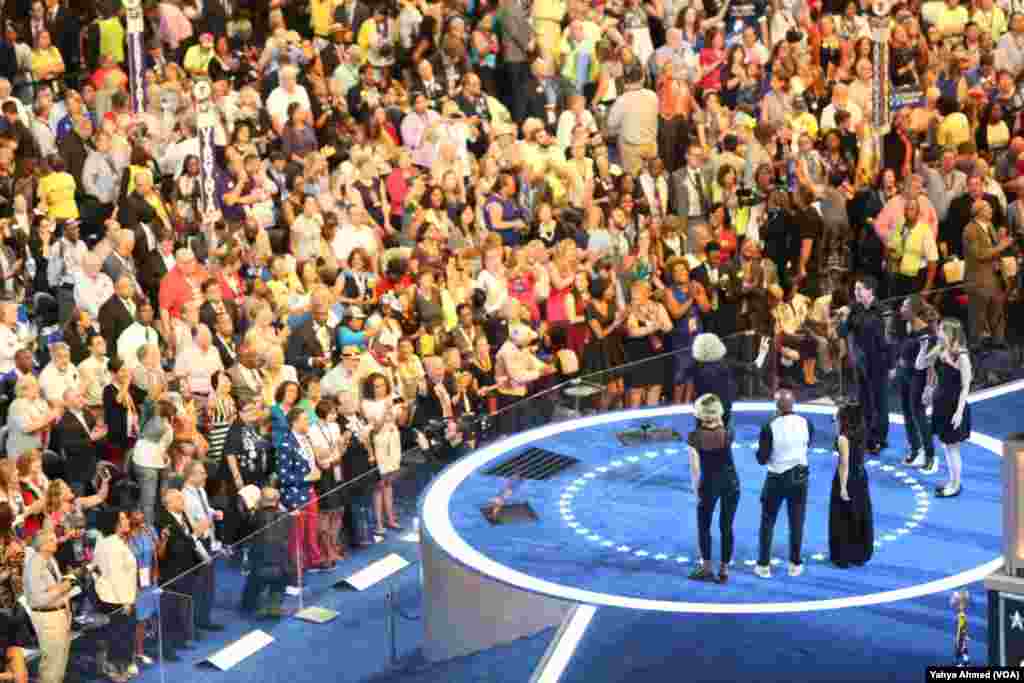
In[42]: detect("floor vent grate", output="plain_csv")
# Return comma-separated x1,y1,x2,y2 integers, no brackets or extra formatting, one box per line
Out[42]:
482,447,580,481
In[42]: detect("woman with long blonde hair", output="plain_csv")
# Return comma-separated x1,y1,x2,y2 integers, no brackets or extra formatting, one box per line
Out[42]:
916,318,970,497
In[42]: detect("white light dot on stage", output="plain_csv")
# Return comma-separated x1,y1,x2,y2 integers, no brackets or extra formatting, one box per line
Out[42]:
422,402,1005,615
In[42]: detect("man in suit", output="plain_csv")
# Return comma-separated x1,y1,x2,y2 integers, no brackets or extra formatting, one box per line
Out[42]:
229,344,265,408
158,489,207,662
139,229,174,309
98,277,137,355
285,292,333,378
499,0,534,123
55,387,106,495
211,312,238,370
199,278,238,331
964,198,1013,344
670,143,713,253
118,179,159,260
941,173,1004,259
102,229,139,291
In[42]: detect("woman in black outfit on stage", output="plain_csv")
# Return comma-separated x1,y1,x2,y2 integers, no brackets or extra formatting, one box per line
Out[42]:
687,393,740,584
829,402,874,568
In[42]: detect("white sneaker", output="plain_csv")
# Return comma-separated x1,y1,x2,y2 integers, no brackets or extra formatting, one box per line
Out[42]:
754,564,771,578
285,585,302,596
909,450,926,467
788,562,804,577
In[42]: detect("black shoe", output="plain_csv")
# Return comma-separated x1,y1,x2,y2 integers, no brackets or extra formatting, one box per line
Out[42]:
198,622,225,632
935,483,962,498
161,650,181,663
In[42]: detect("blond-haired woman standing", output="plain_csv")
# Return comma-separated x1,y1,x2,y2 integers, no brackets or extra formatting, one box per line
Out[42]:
916,319,971,498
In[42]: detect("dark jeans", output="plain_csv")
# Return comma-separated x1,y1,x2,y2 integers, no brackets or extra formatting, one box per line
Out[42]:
495,393,536,437
758,465,809,566
899,368,933,459
96,599,136,668
696,471,740,564
856,367,889,447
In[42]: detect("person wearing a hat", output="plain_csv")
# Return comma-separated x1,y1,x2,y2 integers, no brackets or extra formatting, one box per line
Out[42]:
687,393,740,584
183,32,216,78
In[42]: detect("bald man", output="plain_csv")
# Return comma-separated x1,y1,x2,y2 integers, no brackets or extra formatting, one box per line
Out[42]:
754,389,812,579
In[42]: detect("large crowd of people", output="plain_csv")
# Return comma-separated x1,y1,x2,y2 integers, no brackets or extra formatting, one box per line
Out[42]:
0,0,1014,678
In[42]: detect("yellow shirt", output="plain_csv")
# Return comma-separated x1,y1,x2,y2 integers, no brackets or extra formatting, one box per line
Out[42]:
39,172,78,220
30,47,63,81
183,45,215,75
972,7,1007,41
937,112,971,149
310,0,336,37
98,16,126,64
887,220,938,277
936,5,969,35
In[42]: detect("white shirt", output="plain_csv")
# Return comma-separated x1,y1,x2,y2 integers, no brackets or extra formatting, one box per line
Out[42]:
78,355,111,407
0,324,22,374
93,534,138,606
762,413,810,474
74,274,115,319
819,102,863,132
39,362,80,404
158,137,200,178
174,344,223,396
117,323,159,367
266,85,312,127
182,484,218,545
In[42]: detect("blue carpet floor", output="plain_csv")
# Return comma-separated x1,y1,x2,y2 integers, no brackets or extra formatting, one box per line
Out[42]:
120,383,1024,683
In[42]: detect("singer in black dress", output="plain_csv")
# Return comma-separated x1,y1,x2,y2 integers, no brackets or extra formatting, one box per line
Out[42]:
829,402,874,568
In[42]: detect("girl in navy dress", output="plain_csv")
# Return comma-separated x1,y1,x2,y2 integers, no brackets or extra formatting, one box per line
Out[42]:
917,319,971,498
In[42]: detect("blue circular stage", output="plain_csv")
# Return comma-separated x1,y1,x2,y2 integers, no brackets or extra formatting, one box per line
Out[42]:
420,403,1004,614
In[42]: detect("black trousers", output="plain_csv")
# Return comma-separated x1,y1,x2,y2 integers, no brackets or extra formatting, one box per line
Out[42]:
495,392,536,437
500,61,531,123
898,368,933,459
696,471,740,564
159,572,194,651
856,365,889,447
192,559,216,628
758,465,809,566
96,599,136,668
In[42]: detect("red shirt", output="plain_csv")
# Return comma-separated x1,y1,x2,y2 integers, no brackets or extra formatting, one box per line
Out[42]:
159,265,208,319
